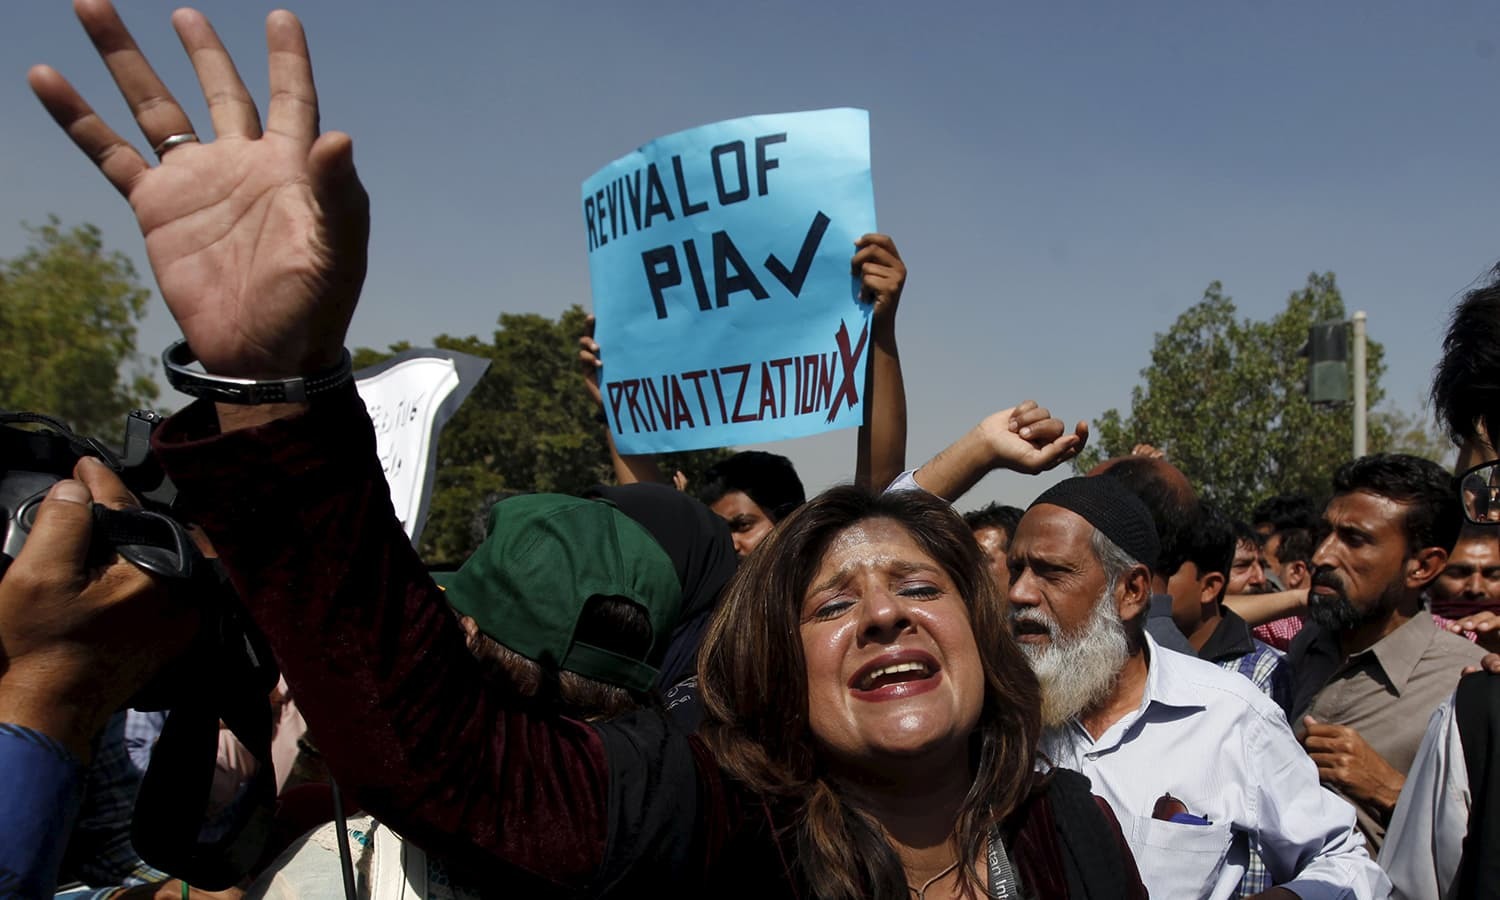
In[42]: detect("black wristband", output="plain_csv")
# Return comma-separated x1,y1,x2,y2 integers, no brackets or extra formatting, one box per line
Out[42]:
162,339,353,405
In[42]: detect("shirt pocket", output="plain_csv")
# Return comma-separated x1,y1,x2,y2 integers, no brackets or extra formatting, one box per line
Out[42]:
1129,815,1233,899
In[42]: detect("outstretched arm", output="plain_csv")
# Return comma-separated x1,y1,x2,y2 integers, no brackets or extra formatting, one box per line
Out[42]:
1224,589,1307,628
909,402,1088,503
578,315,670,486
32,2,665,886
30,0,369,435
853,234,907,491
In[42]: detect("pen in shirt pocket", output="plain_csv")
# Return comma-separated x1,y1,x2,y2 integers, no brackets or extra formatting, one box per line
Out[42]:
1152,791,1212,826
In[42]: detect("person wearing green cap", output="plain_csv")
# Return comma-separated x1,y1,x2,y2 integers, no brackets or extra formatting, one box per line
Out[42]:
436,493,684,715
253,493,686,895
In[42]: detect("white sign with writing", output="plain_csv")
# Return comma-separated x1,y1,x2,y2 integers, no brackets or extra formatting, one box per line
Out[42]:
354,350,489,543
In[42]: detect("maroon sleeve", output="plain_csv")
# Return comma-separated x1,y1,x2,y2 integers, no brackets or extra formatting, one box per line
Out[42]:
153,389,611,891
1010,776,1149,898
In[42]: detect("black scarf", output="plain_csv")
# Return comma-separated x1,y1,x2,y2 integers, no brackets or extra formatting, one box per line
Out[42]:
586,483,738,691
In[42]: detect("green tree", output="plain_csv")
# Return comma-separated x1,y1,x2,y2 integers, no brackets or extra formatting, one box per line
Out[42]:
1073,273,1394,516
1375,403,1455,468
0,218,158,436
356,305,733,562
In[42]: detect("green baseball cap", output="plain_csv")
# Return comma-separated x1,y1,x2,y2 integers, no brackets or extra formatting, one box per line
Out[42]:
435,493,682,693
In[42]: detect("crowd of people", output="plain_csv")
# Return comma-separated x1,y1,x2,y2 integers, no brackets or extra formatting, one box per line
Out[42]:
5,2,1500,898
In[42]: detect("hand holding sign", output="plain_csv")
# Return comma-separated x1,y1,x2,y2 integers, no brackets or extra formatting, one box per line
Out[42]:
578,314,604,409
853,234,907,325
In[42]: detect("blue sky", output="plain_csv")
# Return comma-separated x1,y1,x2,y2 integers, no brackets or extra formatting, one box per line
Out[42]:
5,1,1498,509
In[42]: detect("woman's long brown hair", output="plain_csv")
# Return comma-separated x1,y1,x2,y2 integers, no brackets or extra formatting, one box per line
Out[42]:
697,486,1042,899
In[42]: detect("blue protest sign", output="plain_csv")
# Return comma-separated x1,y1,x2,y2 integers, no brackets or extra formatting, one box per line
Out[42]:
582,108,876,454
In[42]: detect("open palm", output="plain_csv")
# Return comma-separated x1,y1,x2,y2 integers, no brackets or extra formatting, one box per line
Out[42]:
29,0,368,379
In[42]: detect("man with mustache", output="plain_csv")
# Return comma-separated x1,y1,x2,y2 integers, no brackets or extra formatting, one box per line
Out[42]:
1286,453,1487,855
1428,523,1500,625
1009,476,1385,899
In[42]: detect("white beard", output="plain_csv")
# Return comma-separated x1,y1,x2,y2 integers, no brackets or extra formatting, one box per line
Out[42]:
1013,590,1130,729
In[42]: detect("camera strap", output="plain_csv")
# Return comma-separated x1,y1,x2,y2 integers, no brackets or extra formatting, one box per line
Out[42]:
131,700,277,890
91,505,198,581
0,410,123,475
986,829,1018,899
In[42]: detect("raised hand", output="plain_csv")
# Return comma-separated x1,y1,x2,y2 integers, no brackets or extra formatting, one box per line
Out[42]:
986,400,1089,475
909,401,1089,502
29,0,368,381
852,233,906,324
578,314,604,408
577,314,670,485
851,233,909,490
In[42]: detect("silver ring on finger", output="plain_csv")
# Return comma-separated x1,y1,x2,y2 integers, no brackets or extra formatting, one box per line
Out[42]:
153,132,200,159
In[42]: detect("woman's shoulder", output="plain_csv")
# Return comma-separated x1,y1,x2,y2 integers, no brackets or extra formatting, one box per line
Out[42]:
1010,769,1147,900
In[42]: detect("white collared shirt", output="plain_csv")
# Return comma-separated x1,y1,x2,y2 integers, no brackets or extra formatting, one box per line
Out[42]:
1042,634,1391,900
1379,694,1468,900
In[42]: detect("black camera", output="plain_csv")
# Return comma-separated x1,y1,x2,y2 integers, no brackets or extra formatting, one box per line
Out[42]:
3,409,186,580
0,409,279,889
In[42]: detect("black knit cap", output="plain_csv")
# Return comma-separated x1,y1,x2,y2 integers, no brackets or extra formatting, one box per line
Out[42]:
1028,476,1160,570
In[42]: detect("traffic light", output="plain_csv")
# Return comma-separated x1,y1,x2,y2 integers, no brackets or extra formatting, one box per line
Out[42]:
1304,320,1348,405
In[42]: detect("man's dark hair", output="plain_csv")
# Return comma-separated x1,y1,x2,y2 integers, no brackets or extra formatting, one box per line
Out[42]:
1432,268,1500,445
1275,527,1317,567
1231,519,1262,551
698,451,806,522
1458,521,1500,546
1092,458,1200,577
1250,494,1320,533
1184,503,1235,605
462,596,654,720
963,503,1024,538
1331,453,1462,555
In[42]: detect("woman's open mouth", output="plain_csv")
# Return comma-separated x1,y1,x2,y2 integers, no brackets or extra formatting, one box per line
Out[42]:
849,651,943,700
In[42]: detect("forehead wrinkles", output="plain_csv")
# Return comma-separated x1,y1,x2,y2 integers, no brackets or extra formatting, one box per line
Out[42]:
808,520,941,595
1326,491,1410,538
1010,520,1094,574
1452,537,1500,566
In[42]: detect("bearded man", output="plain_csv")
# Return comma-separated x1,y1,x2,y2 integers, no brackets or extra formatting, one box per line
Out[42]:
1008,476,1385,899
1287,453,1487,854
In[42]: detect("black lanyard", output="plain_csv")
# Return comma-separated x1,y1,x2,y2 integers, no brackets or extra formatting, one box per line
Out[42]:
986,828,1018,899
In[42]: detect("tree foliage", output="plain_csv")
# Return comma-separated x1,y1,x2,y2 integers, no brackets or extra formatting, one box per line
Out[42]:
355,305,733,562
0,218,158,437
1073,273,1398,516
1375,404,1455,468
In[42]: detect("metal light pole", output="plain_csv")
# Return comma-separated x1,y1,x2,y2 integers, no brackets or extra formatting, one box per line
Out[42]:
1352,310,1368,458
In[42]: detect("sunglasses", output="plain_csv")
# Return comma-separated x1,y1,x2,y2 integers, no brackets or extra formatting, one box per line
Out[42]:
1458,459,1500,525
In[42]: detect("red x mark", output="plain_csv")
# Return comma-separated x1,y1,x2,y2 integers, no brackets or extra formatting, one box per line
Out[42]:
826,319,869,424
